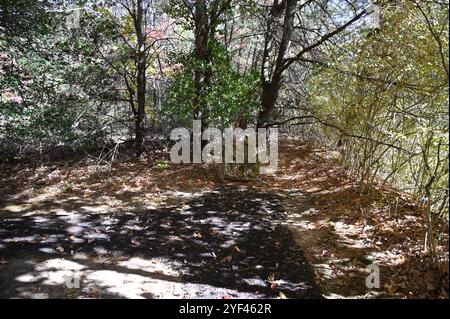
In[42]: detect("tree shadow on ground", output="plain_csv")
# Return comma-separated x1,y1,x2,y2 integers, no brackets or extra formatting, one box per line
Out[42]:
0,186,322,299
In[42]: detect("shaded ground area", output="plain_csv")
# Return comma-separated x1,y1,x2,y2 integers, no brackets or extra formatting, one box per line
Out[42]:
0,186,321,299
0,139,448,298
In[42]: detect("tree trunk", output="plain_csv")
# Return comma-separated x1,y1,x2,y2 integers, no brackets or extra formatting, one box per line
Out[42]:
135,0,147,157
259,79,281,127
258,0,297,127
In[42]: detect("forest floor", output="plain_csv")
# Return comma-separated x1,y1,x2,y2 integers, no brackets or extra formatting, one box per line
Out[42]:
0,139,448,299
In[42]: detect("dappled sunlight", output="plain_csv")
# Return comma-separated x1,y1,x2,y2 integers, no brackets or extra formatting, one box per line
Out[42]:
118,257,183,277
16,259,86,286
332,221,374,249
1,140,446,299
3,235,40,243
0,185,321,299
84,270,181,299
269,141,449,298
0,0,448,301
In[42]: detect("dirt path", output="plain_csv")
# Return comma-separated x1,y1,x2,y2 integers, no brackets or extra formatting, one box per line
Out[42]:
0,186,322,299
0,140,447,298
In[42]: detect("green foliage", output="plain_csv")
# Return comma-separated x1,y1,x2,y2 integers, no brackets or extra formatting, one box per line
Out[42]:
165,41,260,127
0,3,124,158
309,1,449,221
155,161,171,170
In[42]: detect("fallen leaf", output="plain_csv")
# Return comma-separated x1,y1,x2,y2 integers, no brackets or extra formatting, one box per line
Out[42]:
211,228,219,236
193,232,202,239
278,292,287,299
131,239,141,245
268,273,276,282
221,255,232,263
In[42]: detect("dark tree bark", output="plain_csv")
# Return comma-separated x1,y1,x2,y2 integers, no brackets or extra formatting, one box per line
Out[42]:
258,0,298,128
257,0,367,127
193,0,211,126
187,0,231,129
134,0,147,157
